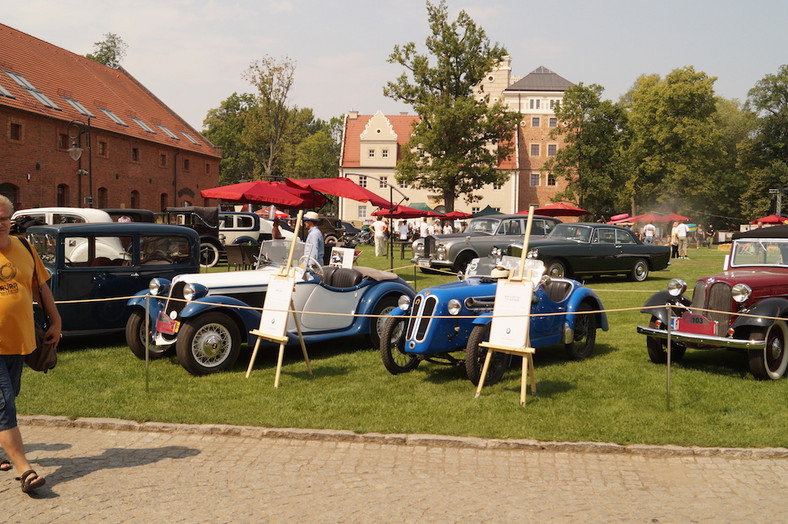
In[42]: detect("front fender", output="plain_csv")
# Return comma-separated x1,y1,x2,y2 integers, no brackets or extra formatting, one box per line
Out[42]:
471,313,493,327
731,298,788,332
177,295,262,331
640,290,692,325
355,280,416,332
565,287,609,332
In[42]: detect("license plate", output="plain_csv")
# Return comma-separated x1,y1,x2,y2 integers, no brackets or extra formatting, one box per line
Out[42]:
675,313,717,336
418,258,432,268
155,312,179,335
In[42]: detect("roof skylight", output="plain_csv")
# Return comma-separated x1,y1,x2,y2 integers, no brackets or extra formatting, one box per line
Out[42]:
99,107,128,126
156,124,179,140
130,117,156,133
4,70,60,110
0,83,14,99
63,97,95,117
180,131,201,146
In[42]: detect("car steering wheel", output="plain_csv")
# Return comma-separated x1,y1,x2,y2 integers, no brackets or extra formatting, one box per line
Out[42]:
298,255,324,281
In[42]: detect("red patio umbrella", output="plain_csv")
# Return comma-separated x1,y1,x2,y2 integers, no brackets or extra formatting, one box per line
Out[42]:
285,177,391,207
372,205,444,219
750,214,788,225
200,180,322,209
444,210,473,219
518,202,588,217
627,212,672,223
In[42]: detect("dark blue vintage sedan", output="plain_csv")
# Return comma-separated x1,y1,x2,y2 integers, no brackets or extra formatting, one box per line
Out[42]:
25,223,200,335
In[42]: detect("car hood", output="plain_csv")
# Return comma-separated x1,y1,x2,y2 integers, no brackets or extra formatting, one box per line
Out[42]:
700,269,788,292
171,265,304,288
418,277,498,300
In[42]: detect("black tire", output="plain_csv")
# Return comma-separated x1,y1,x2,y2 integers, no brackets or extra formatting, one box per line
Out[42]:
565,303,597,360
646,318,686,364
748,321,788,380
465,323,510,386
452,252,476,273
368,296,399,348
125,309,173,360
546,259,567,279
325,235,339,245
380,316,419,374
629,258,649,282
200,242,220,268
176,312,242,375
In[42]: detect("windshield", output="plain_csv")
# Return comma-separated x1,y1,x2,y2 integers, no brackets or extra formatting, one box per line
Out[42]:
27,232,56,265
466,218,501,234
549,223,593,242
730,238,788,268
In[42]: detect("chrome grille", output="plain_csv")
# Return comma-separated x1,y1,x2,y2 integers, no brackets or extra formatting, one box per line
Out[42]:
405,294,437,343
405,295,422,340
690,281,706,309
707,282,733,337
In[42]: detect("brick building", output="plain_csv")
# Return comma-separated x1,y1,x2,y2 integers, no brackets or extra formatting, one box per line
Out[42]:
338,59,573,221
0,23,221,212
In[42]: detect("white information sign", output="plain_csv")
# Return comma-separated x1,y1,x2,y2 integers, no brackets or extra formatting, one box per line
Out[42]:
487,279,534,351
330,247,355,268
257,274,296,340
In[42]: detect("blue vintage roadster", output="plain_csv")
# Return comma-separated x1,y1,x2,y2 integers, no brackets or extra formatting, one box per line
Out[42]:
380,256,609,385
126,241,415,375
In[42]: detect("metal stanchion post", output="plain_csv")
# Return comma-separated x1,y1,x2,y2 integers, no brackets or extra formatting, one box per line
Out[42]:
666,304,671,411
145,294,150,393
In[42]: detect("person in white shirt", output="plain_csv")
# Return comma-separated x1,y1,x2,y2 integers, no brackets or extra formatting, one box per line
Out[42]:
371,218,388,257
642,221,656,244
442,221,453,234
398,221,409,241
419,218,430,238
426,219,436,236
675,220,689,259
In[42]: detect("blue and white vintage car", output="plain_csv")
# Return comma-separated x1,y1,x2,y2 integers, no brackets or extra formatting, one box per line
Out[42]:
380,256,609,385
126,240,415,375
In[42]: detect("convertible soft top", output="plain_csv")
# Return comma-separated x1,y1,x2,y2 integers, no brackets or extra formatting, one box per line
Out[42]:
732,224,788,240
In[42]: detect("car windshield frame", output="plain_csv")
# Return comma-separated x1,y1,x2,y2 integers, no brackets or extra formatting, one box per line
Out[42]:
466,218,501,235
730,238,788,268
548,223,593,243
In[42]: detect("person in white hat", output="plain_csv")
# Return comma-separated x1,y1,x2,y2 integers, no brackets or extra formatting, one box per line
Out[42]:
302,211,324,263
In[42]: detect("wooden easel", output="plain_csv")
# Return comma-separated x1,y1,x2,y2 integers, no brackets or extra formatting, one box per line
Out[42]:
246,210,313,387
474,205,539,406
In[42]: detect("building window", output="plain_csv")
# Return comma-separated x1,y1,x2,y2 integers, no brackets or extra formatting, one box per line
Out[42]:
4,70,61,110
379,177,388,189
532,117,540,127
530,144,540,157
205,163,211,175
159,153,167,167
131,147,139,162
547,144,557,157
58,133,69,149
63,97,95,117
98,140,108,157
368,149,375,158
130,117,156,133
358,205,367,218
358,176,367,188
56,184,70,207
183,158,190,171
181,131,201,146
549,117,557,128
130,190,140,208
9,122,22,141
156,125,179,140
530,98,540,110
471,206,480,214
530,173,541,186
381,149,389,158
547,174,557,186
160,193,169,211
99,107,127,126
493,182,502,190
97,187,108,209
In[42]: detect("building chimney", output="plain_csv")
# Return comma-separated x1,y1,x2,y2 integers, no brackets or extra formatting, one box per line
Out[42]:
348,110,359,120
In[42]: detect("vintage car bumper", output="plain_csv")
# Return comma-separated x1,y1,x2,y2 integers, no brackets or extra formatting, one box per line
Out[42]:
411,257,452,268
636,325,766,350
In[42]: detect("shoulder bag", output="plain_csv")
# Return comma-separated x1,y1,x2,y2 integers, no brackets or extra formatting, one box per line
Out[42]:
18,237,57,373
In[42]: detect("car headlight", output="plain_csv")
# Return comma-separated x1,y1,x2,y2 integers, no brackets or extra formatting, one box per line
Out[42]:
447,299,462,316
183,283,208,302
731,283,751,303
398,295,411,311
436,244,447,260
149,278,170,296
490,246,501,258
667,279,687,297
414,243,424,257
527,248,538,258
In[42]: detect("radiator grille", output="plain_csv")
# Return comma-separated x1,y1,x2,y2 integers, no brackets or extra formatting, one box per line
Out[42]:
405,294,437,343
690,281,706,309
707,282,733,337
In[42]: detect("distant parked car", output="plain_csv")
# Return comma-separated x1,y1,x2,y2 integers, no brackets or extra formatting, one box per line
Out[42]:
219,211,294,246
637,224,788,380
411,214,561,273
25,222,200,335
102,208,156,223
12,206,113,225
518,222,671,281
157,206,222,268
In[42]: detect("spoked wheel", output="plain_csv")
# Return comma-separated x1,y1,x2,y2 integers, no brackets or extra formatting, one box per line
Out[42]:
646,318,686,364
125,309,173,360
565,303,597,360
176,312,241,375
369,296,399,348
200,242,220,268
465,323,511,386
380,316,419,374
748,321,788,380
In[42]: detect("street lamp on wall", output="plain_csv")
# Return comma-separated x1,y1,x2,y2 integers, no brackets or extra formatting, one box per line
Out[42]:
67,118,93,207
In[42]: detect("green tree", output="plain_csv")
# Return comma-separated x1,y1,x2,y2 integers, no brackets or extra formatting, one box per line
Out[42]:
544,83,629,217
86,33,127,68
383,0,521,212
709,98,753,223
202,93,259,185
622,67,725,216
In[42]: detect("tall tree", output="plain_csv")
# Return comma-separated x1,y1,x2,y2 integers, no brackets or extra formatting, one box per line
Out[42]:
86,33,127,68
383,0,521,212
242,55,296,179
544,83,629,217
202,93,259,185
622,67,724,215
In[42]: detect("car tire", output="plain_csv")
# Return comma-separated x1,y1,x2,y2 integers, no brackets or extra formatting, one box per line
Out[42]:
629,258,649,282
646,318,686,364
368,296,399,348
465,323,511,386
125,309,173,360
546,260,567,278
453,252,475,273
380,316,419,374
176,312,242,375
200,242,220,268
565,303,597,360
748,320,788,380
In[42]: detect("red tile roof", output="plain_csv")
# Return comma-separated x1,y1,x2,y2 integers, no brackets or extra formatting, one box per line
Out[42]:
0,23,220,158
341,113,418,167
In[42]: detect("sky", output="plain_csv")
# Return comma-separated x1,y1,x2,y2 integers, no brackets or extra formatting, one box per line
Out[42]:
4,0,787,132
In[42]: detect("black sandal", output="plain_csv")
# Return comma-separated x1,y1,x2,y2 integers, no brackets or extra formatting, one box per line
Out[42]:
16,469,45,493
0,459,11,472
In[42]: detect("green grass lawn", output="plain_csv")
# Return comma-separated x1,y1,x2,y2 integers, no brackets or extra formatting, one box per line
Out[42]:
20,243,788,448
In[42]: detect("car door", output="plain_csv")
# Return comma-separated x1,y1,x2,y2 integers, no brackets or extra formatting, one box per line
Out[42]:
290,280,356,332
589,228,621,272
